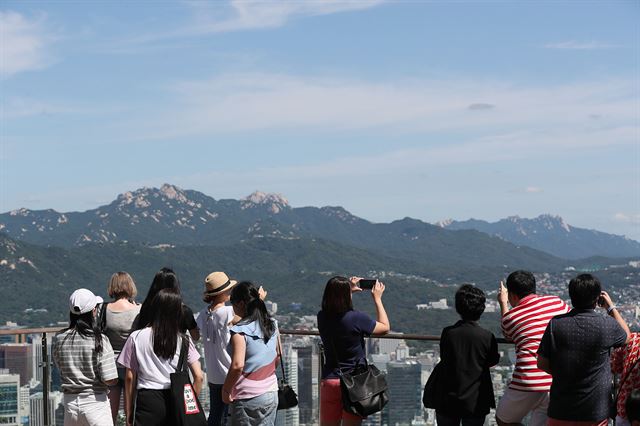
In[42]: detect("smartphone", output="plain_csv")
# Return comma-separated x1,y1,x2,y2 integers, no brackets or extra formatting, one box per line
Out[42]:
358,279,377,290
597,296,605,307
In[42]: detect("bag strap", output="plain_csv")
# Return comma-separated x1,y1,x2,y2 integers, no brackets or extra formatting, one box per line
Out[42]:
176,335,189,373
277,335,288,385
98,302,109,332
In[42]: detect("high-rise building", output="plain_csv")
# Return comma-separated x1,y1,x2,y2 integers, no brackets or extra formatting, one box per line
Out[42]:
30,338,52,385
293,340,319,425
387,359,422,426
276,343,299,426
19,385,30,425
0,372,21,426
29,391,63,426
0,344,33,386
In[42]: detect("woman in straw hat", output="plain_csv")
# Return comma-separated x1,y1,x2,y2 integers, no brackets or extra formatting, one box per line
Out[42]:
196,271,240,426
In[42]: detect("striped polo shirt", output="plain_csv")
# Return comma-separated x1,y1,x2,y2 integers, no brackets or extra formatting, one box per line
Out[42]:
53,329,118,394
228,320,278,400
501,294,569,391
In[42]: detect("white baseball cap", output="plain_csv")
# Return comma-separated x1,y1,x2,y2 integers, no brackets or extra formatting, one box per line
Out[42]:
69,289,103,315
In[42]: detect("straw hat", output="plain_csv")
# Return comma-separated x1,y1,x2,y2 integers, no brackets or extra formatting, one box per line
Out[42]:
203,271,238,297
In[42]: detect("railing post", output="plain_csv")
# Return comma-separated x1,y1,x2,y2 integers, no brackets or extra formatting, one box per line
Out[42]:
42,332,51,426
317,341,324,423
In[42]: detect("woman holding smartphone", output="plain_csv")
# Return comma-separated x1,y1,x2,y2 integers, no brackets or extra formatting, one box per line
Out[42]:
317,276,390,426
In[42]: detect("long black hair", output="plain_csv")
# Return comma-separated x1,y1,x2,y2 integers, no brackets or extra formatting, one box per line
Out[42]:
137,267,181,330
321,276,353,315
230,281,275,343
64,311,104,354
149,288,185,359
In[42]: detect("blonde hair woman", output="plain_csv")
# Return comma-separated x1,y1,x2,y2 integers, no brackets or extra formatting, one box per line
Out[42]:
101,272,141,424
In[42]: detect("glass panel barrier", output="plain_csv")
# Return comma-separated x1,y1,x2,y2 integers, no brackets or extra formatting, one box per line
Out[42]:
0,327,524,426
275,330,515,426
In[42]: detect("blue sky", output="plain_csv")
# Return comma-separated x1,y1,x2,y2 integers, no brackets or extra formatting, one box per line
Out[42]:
1,0,639,239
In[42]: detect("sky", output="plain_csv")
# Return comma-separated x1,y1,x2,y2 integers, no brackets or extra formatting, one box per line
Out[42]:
1,0,639,240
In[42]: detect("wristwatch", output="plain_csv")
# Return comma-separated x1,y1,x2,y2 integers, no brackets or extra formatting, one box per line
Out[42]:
607,306,616,315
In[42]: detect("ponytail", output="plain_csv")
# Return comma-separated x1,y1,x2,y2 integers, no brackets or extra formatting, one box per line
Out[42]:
66,311,104,354
231,282,275,343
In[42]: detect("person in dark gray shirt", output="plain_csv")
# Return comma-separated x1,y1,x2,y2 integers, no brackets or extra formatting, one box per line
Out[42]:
538,273,630,425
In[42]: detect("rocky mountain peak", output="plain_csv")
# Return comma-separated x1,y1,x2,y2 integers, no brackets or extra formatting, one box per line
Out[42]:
242,191,290,214
535,214,571,232
159,183,188,202
435,218,453,228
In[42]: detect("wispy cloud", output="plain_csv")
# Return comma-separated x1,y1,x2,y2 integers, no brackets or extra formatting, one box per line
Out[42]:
124,0,384,45
0,11,55,77
468,103,495,111
543,40,618,50
124,72,638,142
510,186,543,194
613,213,640,224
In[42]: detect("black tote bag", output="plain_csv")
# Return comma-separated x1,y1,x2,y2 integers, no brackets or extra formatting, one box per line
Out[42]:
339,362,389,417
422,362,444,409
277,337,299,410
170,338,207,426
328,337,388,416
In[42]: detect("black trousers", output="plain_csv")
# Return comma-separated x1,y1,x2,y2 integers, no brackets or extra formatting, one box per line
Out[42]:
135,389,173,426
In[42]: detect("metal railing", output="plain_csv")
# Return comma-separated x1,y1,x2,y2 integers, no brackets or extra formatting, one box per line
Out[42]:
0,326,512,426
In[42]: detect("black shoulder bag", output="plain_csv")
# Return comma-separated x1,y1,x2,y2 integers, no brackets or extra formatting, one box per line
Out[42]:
170,337,207,426
329,335,388,417
277,337,299,410
422,362,444,408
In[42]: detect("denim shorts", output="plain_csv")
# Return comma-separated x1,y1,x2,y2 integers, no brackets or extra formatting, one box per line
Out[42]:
229,391,278,426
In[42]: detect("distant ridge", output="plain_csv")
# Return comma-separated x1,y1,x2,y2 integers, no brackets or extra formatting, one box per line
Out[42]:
438,214,640,259
0,184,636,260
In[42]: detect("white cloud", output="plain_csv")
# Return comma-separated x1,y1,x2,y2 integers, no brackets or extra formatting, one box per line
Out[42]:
127,73,638,144
0,11,54,77
614,213,640,224
125,0,384,45
543,40,618,50
203,0,384,33
525,187,543,193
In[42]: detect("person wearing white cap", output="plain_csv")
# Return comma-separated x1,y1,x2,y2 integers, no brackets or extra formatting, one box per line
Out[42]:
53,288,118,426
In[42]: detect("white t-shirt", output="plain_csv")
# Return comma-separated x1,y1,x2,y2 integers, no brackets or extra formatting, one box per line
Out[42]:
117,327,200,390
196,305,234,384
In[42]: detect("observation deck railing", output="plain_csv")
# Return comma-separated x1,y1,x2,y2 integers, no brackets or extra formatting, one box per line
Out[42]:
0,327,513,426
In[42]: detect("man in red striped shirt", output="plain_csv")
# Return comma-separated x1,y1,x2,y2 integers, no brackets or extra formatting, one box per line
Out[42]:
495,270,569,426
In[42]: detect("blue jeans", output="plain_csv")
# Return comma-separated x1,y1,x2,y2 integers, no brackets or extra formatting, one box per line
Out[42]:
229,391,278,426
208,383,228,426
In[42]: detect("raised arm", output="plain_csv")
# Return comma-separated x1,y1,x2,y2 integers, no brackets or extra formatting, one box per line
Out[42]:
601,291,631,343
371,281,390,335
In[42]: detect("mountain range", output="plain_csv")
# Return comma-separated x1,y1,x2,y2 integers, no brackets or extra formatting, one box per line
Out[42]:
438,215,640,259
1,184,638,330
1,183,637,259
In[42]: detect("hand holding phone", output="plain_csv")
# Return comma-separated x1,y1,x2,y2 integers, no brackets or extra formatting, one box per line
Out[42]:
358,279,377,290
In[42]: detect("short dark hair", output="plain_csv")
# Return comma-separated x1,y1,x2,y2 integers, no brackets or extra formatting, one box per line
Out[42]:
626,390,640,423
568,273,601,309
455,284,486,321
321,276,353,315
506,270,536,298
